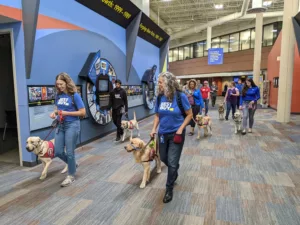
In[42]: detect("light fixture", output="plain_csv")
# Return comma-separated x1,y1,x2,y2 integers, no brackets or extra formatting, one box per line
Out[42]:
214,4,223,9
263,1,272,7
272,29,277,32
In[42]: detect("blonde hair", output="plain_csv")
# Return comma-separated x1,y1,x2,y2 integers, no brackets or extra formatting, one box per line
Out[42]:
55,72,77,95
156,71,181,101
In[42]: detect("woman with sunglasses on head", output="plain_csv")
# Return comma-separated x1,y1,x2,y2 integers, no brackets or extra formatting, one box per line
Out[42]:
49,72,86,187
239,78,260,135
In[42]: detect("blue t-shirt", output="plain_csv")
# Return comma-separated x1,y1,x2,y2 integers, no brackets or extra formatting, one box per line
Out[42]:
236,83,244,93
56,93,85,122
155,92,191,134
240,86,260,105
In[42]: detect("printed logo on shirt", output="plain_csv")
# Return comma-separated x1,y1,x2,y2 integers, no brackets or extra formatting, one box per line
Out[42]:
115,94,121,99
160,102,172,111
57,98,69,106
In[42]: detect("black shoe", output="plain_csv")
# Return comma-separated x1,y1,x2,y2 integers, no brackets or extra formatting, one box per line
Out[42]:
163,189,173,203
242,130,246,135
225,117,228,121
115,136,121,142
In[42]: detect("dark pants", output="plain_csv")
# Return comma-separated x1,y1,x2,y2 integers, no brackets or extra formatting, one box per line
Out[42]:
159,132,185,190
211,95,217,107
225,101,236,119
203,99,209,115
237,96,241,108
112,109,123,137
190,105,200,128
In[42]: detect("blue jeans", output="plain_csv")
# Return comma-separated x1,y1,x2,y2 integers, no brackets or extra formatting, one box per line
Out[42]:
242,101,257,129
55,120,80,176
225,101,236,119
203,99,209,115
159,131,185,190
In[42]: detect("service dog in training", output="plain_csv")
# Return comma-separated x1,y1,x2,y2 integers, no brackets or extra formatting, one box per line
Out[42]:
195,114,213,139
124,137,161,188
218,103,225,120
233,111,242,134
26,137,68,180
121,111,140,142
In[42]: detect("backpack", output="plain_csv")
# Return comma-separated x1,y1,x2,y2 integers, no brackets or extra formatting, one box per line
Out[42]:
157,92,186,118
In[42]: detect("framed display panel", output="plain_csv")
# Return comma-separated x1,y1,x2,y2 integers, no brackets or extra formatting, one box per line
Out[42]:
28,85,85,131
121,85,143,108
141,65,157,110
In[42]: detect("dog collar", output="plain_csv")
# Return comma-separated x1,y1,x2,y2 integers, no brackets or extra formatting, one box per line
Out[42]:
129,121,134,130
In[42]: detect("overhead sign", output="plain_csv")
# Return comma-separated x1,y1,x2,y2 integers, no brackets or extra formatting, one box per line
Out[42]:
75,0,140,28
208,48,224,65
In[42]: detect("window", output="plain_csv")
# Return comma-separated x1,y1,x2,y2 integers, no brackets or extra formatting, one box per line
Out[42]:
229,33,240,52
168,50,173,63
240,30,251,50
220,35,229,53
203,41,208,56
173,48,178,61
184,45,191,59
190,44,194,58
212,37,220,48
178,47,184,60
273,22,282,44
193,42,204,58
263,24,274,46
250,29,255,49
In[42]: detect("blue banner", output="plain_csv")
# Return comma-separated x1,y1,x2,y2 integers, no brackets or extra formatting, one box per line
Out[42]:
208,48,224,65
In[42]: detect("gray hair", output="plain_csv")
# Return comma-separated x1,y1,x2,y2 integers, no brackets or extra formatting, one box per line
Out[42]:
156,72,182,101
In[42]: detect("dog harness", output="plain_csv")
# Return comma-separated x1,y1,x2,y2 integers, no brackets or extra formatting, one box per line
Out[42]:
127,138,157,162
41,141,55,158
128,121,134,130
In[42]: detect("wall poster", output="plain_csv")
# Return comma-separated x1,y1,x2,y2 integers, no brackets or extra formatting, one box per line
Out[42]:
141,65,157,110
121,85,143,108
86,50,116,125
28,85,83,131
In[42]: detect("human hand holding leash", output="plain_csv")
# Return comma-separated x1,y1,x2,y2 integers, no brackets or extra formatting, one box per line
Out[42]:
49,112,56,119
150,130,156,138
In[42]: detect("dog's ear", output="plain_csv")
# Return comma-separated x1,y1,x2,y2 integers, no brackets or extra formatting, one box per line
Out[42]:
139,141,144,149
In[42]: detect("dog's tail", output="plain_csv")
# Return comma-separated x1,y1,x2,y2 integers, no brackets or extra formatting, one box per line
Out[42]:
133,111,136,121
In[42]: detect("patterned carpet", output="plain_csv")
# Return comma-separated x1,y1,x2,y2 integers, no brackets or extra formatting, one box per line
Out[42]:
0,104,300,225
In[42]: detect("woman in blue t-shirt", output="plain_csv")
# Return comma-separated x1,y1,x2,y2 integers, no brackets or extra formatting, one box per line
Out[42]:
239,78,260,135
50,73,86,187
150,72,192,203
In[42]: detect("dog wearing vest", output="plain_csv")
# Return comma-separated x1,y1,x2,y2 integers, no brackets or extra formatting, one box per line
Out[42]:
233,110,242,134
195,114,212,139
124,137,161,188
26,137,68,180
218,103,225,120
120,111,140,142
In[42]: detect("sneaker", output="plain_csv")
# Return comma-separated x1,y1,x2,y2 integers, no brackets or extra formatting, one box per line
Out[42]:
61,175,75,187
242,129,246,135
115,136,121,142
248,128,252,133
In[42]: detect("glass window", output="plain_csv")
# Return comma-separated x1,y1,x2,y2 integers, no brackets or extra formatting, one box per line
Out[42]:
193,42,204,58
240,30,251,50
190,44,194,58
178,47,184,60
250,29,255,49
203,41,208,56
184,45,191,59
263,24,274,46
173,48,178,61
229,33,240,52
220,35,229,53
273,22,282,44
212,37,220,48
168,50,173,63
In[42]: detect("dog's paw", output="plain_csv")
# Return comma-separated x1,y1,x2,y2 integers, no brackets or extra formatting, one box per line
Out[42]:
140,183,146,189
40,174,47,180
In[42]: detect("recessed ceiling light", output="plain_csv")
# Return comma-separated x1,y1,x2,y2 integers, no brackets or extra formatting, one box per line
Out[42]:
214,4,223,9
263,1,272,7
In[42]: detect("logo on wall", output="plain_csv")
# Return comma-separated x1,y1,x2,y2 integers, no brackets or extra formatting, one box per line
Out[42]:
86,50,117,125
141,65,157,110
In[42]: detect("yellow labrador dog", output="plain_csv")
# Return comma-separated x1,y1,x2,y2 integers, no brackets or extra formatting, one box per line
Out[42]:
121,111,140,142
124,137,161,188
233,110,242,134
26,137,68,180
195,114,213,139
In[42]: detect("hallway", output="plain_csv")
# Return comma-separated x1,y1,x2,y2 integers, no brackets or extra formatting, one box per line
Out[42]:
0,108,300,225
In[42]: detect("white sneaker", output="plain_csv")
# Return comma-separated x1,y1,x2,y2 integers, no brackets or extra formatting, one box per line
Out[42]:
61,175,75,187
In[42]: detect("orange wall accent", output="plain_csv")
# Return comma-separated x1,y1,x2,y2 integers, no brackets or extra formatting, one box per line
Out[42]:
267,32,300,113
169,47,272,76
0,5,22,21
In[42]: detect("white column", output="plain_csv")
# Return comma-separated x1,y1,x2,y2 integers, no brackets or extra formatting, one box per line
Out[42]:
277,0,299,123
207,26,212,50
131,0,149,16
253,13,263,86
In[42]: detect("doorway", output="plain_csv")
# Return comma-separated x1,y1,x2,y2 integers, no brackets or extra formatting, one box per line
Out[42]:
0,32,19,165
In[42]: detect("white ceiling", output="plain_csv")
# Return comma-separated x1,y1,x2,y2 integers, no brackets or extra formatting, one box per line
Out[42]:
150,0,284,35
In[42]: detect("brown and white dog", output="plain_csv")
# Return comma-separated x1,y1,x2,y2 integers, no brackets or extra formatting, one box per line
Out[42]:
195,114,213,139
121,111,140,142
233,110,242,134
26,137,68,180
124,137,161,188
218,103,225,120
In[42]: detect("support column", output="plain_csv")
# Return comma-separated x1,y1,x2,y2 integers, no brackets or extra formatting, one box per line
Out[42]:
207,26,212,50
277,0,299,123
131,0,149,16
253,13,263,86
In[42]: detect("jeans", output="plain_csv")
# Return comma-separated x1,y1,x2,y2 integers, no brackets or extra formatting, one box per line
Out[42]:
237,96,241,108
55,120,80,176
159,131,185,190
242,101,257,129
225,101,236,119
112,109,123,137
190,105,201,128
203,99,209,115
211,95,217,107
